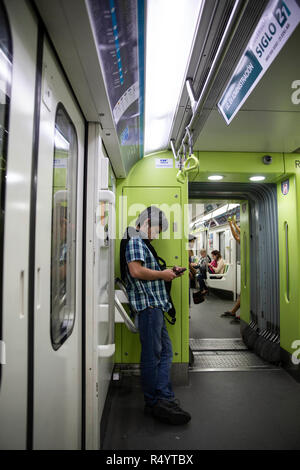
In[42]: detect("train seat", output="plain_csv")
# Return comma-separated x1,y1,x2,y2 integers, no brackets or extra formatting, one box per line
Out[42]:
206,263,234,292
115,279,138,333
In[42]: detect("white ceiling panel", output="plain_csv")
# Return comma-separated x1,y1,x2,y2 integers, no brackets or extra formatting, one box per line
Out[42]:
194,109,300,153
195,25,300,153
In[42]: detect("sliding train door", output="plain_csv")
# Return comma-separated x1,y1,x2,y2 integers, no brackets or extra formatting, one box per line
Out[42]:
85,124,115,450
0,0,38,450
33,40,85,449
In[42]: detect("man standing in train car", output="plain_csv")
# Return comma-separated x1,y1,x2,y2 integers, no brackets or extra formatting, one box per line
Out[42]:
121,206,191,425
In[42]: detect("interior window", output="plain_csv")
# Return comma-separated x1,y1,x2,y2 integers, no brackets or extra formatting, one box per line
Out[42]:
51,103,78,350
219,231,225,260
0,1,12,375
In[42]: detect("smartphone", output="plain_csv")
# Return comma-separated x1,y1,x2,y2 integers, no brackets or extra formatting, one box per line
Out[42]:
172,266,187,275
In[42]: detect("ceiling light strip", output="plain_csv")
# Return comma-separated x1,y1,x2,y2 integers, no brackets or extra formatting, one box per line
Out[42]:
144,0,202,154
171,0,248,161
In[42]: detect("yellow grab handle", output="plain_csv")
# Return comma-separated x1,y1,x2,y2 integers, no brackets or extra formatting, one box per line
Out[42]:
183,154,199,173
176,169,186,184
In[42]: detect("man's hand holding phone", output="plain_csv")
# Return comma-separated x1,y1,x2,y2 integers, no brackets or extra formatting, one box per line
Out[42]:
172,266,187,276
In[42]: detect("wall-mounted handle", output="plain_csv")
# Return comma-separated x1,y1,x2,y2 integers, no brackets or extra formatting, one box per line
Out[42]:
97,344,115,358
285,222,290,302
20,270,25,319
36,267,41,310
0,340,6,365
98,189,115,205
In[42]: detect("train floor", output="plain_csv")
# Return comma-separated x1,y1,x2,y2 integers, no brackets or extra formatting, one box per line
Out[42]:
189,290,240,339
102,292,300,450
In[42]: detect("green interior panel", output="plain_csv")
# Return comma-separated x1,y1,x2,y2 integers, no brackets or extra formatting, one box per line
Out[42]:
277,155,300,354
115,151,189,365
122,187,183,266
191,151,285,183
120,276,183,363
114,324,122,363
239,201,251,323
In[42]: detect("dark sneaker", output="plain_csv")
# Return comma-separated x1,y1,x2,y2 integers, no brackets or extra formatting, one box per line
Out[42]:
221,311,235,318
165,399,191,417
152,399,191,425
230,316,240,324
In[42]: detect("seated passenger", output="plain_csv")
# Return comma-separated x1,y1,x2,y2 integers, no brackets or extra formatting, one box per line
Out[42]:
208,250,225,275
188,234,197,303
197,249,211,272
194,249,211,295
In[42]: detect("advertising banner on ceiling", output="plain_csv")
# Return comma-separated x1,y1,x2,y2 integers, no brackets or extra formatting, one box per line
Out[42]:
218,0,300,125
87,0,145,167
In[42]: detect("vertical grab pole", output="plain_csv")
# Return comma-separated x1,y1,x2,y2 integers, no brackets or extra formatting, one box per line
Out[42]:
243,232,247,288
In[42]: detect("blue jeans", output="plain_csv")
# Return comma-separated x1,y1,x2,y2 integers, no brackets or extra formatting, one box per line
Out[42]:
136,307,175,406
197,271,207,291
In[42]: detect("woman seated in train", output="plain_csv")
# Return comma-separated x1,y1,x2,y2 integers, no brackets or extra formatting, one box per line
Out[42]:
194,249,211,295
208,250,225,276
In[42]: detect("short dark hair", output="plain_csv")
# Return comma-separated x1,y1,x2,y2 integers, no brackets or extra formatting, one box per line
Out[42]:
189,234,196,242
211,250,221,260
136,206,168,232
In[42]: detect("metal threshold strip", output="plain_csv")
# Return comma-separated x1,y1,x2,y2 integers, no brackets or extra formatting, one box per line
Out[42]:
190,350,279,372
189,338,280,372
190,338,248,351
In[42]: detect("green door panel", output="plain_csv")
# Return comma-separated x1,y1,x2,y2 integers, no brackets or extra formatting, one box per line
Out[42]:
121,320,140,364
115,152,189,365
114,324,122,363
278,173,300,354
240,201,250,323
122,187,182,266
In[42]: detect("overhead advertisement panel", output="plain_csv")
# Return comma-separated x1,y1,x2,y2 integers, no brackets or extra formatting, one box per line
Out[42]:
218,0,300,125
88,0,145,168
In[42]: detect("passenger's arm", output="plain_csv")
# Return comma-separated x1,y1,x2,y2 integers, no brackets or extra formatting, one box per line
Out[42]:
189,264,197,276
228,220,240,243
233,221,240,234
208,263,216,273
128,261,178,281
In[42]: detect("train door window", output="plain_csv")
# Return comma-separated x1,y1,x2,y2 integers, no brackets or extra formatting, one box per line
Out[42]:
219,231,225,259
51,103,78,350
0,1,12,364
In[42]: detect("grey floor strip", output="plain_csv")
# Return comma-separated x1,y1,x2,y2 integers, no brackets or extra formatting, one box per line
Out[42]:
191,350,279,372
190,338,248,351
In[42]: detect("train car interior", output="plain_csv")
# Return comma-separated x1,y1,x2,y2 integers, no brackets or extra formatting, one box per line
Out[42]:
1,0,300,452
189,201,243,341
